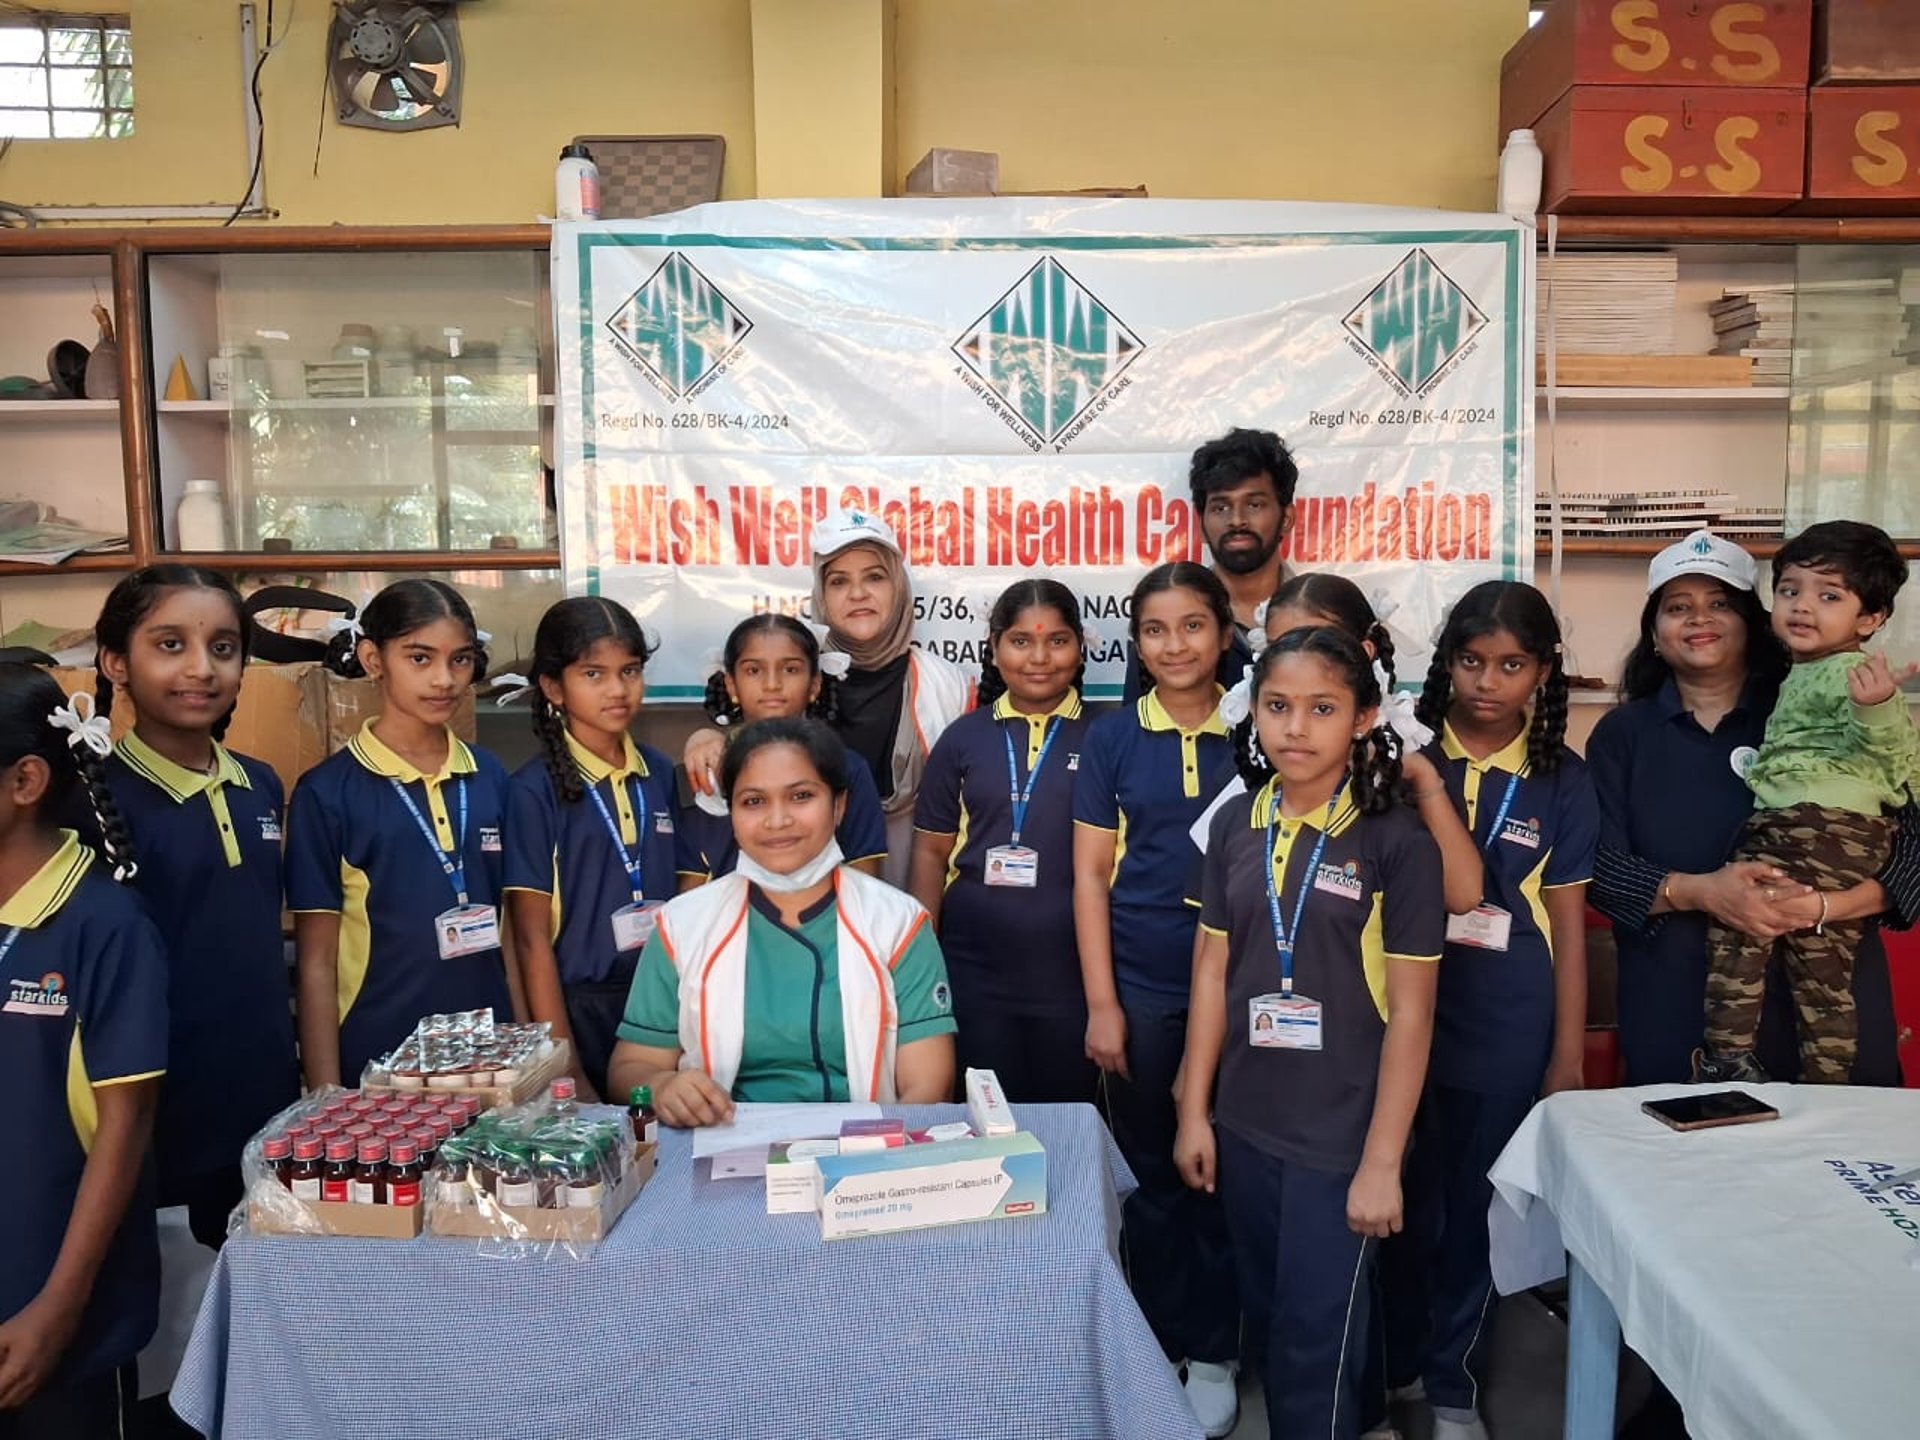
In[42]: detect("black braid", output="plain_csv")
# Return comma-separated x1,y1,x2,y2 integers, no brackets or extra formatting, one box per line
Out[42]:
531,690,584,804
1368,621,1398,688
810,671,842,726
1231,713,1272,788
322,625,368,678
1413,645,1452,738
979,578,1088,710
1529,661,1570,776
73,740,138,882
1349,723,1403,816
92,666,116,734
977,652,1008,709
702,670,743,726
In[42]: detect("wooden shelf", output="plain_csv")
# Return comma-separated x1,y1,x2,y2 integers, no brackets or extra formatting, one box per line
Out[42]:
0,399,119,419
1541,216,1920,245
1538,387,1790,411
0,552,136,578
159,396,554,418
158,549,561,574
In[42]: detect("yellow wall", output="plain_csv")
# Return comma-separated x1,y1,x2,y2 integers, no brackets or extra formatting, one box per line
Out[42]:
1,0,757,223
2,0,1522,223
891,0,1523,210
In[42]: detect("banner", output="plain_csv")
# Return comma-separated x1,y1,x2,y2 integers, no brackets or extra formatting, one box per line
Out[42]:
555,200,1534,699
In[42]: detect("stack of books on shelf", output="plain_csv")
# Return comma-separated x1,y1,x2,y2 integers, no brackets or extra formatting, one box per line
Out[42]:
1535,490,1785,540
1714,279,1912,385
1537,252,1677,355
1710,287,1794,383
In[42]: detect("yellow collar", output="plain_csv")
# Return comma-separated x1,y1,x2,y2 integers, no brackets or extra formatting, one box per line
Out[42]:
116,731,251,802
565,729,647,783
991,690,1084,725
1441,719,1530,776
1248,777,1360,838
1139,687,1228,737
348,719,476,784
0,831,93,928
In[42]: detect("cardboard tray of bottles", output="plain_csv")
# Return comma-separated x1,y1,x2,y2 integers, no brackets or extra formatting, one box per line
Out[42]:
428,1141,658,1244
362,1037,573,1111
249,1190,427,1240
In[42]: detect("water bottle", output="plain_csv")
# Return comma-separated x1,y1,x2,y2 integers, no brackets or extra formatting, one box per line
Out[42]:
175,479,228,551
1499,128,1543,225
555,143,601,222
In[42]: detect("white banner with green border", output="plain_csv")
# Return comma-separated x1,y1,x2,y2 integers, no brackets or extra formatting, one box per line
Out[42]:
554,199,1533,699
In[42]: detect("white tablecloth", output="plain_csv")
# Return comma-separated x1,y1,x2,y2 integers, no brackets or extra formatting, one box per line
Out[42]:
1488,1084,1920,1440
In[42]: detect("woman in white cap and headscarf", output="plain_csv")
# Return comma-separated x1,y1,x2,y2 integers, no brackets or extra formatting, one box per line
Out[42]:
687,509,974,887
1586,527,1915,1087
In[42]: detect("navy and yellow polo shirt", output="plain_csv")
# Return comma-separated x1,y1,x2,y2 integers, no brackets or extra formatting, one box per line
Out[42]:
1072,688,1234,998
106,734,297,1185
286,722,514,1081
1422,722,1599,1095
617,888,957,1102
1200,784,1444,1173
1,833,167,1381
504,732,680,988
914,691,1091,1015
674,752,888,884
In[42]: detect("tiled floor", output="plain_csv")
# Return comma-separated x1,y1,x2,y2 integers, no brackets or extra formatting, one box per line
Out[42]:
1224,1292,1682,1439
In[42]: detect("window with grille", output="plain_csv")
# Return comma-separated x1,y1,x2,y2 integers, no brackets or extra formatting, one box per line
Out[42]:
0,15,132,139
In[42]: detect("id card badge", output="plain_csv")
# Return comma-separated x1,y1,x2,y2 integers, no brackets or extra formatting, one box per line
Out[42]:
1250,992,1324,1050
611,900,665,952
984,845,1039,888
436,904,500,959
1445,904,1513,952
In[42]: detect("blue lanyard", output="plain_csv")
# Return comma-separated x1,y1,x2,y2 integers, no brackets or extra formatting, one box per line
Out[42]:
0,926,18,971
1263,781,1344,995
586,773,648,905
390,777,470,905
1001,716,1063,847
1476,769,1522,856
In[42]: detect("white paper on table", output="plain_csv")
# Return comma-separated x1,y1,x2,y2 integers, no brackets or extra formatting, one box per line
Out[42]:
691,1101,882,1177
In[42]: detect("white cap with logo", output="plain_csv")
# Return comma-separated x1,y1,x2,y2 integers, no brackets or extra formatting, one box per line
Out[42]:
810,509,900,560
1646,528,1757,594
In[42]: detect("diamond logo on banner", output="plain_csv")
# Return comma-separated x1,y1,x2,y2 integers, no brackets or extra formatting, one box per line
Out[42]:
953,257,1143,445
606,252,753,401
1343,248,1488,398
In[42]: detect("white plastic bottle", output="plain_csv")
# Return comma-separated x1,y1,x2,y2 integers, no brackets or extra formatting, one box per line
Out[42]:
555,143,601,222
1499,128,1543,225
175,479,228,551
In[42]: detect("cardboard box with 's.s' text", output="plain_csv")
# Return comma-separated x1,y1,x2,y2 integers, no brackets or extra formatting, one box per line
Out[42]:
814,1132,1046,1240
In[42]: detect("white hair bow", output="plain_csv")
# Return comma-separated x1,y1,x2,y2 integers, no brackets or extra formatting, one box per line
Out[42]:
487,673,533,707
1246,599,1272,658
474,629,492,647
323,614,363,645
49,692,112,757
805,622,852,679
1219,661,1257,727
1374,659,1433,750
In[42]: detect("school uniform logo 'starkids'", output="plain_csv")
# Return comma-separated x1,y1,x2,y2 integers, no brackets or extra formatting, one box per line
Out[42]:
1066,752,1081,771
655,813,675,834
259,813,282,843
479,826,503,853
4,972,69,1018
1499,815,1543,850
1313,860,1365,901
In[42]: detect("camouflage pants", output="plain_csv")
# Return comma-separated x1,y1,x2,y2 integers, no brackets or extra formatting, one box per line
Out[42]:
1704,803,1895,1085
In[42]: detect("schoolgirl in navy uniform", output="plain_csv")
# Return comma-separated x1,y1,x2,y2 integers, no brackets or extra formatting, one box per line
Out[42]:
1394,580,1598,1440
677,614,887,887
1175,628,1443,1440
1073,561,1241,1435
0,664,167,1438
92,565,297,1250
908,579,1096,1104
503,597,680,1101
288,580,523,1088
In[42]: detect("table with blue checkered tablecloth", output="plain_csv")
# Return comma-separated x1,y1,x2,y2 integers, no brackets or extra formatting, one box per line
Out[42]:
171,1102,1201,1440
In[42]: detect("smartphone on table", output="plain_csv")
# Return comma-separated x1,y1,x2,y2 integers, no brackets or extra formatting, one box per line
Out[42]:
1641,1090,1780,1133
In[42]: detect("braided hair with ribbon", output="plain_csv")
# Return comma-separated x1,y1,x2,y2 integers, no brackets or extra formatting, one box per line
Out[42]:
701,613,845,729
1224,628,1403,814
1416,580,1570,777
1,664,137,882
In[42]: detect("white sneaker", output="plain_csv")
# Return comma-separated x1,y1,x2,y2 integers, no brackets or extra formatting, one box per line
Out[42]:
1183,1359,1240,1439
1432,1412,1490,1440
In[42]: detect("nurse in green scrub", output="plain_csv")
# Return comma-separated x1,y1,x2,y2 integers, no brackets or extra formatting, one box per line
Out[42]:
608,717,957,1126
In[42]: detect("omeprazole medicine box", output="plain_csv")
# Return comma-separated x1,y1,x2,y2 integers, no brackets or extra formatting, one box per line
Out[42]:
814,1133,1047,1240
